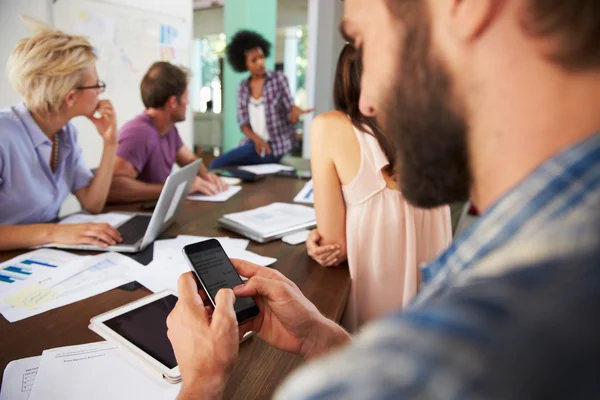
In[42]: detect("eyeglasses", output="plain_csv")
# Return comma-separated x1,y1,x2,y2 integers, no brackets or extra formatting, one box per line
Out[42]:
76,80,106,93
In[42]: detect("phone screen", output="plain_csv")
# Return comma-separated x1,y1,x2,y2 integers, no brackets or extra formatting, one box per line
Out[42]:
184,240,259,323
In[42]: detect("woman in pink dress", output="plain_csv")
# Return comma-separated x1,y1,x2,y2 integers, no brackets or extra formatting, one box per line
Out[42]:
306,45,452,332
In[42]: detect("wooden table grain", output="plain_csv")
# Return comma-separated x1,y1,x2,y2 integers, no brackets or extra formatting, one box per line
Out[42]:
0,176,351,400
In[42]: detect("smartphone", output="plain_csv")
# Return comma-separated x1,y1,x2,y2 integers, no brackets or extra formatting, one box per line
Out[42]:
182,239,260,324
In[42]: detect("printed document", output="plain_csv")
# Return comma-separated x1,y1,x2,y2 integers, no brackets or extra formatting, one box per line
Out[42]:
223,203,316,236
28,342,180,400
0,356,40,400
293,180,314,204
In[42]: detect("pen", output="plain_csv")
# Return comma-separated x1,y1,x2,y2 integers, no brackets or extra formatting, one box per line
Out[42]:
261,148,265,158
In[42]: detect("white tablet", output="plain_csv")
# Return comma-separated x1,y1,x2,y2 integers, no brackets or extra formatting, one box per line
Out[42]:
89,291,181,383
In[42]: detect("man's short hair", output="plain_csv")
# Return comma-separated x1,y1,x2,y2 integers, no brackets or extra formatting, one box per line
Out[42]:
521,0,600,70
140,62,188,109
384,0,600,70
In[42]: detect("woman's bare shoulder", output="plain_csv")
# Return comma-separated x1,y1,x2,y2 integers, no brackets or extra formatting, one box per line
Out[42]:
310,110,355,143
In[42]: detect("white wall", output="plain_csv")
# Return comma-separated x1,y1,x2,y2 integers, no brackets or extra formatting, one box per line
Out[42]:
0,0,53,109
193,0,308,38
302,0,345,158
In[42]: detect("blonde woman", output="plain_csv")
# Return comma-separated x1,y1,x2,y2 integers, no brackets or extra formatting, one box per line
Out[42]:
0,30,122,251
306,45,452,331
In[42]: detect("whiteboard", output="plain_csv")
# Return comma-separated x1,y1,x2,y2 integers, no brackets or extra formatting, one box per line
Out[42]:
53,0,192,168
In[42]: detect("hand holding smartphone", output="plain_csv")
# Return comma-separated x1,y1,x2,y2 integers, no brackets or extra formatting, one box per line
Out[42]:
182,239,260,324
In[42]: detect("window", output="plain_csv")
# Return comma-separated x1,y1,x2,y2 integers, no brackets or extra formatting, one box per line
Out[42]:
191,33,226,113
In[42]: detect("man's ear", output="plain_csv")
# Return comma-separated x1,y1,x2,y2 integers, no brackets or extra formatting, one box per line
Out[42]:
168,95,179,109
448,0,500,41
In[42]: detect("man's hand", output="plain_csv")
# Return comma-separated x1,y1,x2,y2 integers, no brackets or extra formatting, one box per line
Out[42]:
50,223,122,247
167,275,238,400
89,100,117,145
306,229,345,267
189,176,221,196
289,105,316,125
252,138,272,157
232,260,351,359
204,172,228,193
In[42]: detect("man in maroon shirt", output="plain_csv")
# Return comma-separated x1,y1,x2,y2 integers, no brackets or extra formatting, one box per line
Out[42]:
108,62,226,204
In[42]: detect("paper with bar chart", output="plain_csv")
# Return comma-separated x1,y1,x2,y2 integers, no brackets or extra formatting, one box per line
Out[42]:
0,250,81,296
1,252,144,323
293,180,314,204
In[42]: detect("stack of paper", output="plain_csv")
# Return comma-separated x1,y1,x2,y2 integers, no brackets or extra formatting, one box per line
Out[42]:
222,202,316,238
238,164,295,175
0,342,180,400
293,179,314,204
0,251,144,323
135,235,277,294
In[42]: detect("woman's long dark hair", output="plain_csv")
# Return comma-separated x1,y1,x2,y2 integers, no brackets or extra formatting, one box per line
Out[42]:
333,44,396,173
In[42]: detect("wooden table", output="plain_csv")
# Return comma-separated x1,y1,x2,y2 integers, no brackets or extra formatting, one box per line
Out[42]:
0,176,351,399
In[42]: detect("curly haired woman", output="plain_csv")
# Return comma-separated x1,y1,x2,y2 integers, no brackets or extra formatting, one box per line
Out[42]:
210,30,314,169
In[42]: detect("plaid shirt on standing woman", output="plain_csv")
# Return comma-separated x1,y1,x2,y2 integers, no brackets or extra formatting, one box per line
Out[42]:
236,70,297,157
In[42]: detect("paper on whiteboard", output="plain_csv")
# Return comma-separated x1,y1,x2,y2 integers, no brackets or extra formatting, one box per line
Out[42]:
74,10,116,44
28,342,180,400
293,180,314,204
0,355,40,400
188,186,241,202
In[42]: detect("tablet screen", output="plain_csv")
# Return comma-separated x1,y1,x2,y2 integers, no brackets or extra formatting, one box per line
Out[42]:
104,295,178,369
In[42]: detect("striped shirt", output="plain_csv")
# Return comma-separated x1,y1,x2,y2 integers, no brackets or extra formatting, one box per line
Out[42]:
276,132,600,399
237,71,297,157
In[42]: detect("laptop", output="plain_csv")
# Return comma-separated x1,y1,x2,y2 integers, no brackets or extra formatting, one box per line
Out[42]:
50,160,202,253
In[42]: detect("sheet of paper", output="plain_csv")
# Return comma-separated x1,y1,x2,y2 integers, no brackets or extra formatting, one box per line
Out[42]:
282,229,311,245
1,253,143,323
228,250,277,267
137,248,273,293
28,342,180,400
59,212,132,227
0,249,81,298
238,164,295,175
293,179,314,204
4,283,59,310
223,202,316,236
153,236,249,262
175,236,250,253
0,355,41,400
74,10,116,44
188,185,242,202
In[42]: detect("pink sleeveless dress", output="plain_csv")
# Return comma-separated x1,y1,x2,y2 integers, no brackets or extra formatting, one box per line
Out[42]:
341,124,452,332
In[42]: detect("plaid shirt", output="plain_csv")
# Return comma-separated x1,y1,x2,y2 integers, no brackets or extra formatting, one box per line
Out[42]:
276,132,600,399
237,70,297,157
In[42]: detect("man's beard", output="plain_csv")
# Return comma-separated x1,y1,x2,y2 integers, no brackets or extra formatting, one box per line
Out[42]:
380,6,471,208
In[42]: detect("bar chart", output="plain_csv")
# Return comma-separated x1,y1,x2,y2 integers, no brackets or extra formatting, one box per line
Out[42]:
0,258,58,284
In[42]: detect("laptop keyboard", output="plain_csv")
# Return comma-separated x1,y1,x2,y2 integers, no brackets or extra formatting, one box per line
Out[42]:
118,215,152,245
